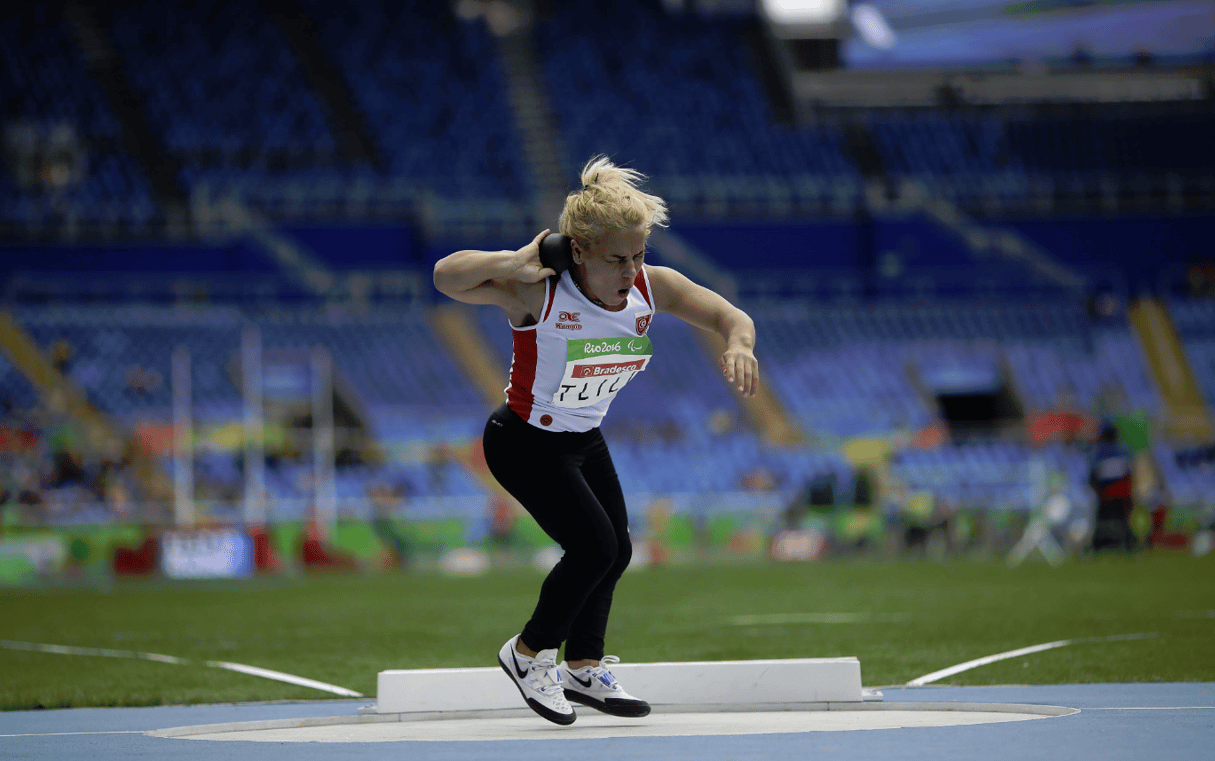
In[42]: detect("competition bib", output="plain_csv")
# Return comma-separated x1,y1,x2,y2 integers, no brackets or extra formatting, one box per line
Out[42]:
553,336,652,408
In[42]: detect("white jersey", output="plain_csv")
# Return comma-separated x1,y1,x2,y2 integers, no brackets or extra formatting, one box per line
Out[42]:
505,268,655,432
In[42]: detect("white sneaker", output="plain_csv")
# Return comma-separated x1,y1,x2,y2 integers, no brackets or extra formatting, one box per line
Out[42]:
497,635,576,725
560,656,651,717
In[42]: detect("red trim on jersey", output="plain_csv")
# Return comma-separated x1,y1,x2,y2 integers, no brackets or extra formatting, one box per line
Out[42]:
634,267,652,308
542,276,558,322
506,329,538,421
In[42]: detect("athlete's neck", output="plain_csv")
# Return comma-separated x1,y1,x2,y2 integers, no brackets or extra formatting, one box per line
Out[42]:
570,268,625,312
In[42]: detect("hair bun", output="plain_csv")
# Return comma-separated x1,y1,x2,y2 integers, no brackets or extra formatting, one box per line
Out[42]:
559,155,669,243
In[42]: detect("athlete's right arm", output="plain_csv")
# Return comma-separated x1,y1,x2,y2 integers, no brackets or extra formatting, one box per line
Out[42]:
432,230,555,317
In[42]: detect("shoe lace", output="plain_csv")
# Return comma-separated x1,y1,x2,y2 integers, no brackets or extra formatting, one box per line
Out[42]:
530,654,564,695
584,655,621,689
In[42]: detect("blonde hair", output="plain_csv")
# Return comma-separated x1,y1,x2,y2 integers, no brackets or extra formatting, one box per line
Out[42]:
558,156,669,246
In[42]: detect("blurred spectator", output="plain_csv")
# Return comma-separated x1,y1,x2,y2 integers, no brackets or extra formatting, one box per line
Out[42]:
47,447,86,489
125,365,163,395
7,460,46,524
900,489,938,555
740,466,778,491
610,417,685,446
1089,422,1136,552
1187,258,1215,298
485,497,520,558
49,338,74,376
1144,485,1187,550
0,390,151,524
370,484,411,568
852,467,875,507
427,442,452,491
780,473,836,530
301,515,360,571
707,408,737,435
1070,43,1093,68
1087,292,1124,323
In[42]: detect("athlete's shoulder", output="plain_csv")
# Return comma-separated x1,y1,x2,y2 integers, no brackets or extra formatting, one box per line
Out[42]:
640,265,694,311
640,264,688,288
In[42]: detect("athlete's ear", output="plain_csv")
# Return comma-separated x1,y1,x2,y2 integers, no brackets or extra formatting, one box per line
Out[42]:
570,239,585,265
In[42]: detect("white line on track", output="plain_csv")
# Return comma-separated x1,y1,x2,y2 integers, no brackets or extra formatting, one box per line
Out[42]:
0,731,144,738
1086,706,1215,710
206,660,362,696
0,639,362,697
907,633,1158,686
729,613,912,626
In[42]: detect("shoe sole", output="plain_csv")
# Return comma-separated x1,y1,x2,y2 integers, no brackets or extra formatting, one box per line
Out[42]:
564,688,651,718
497,656,577,726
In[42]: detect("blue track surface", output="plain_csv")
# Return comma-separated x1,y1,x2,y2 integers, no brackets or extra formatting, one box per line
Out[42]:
2,683,1212,761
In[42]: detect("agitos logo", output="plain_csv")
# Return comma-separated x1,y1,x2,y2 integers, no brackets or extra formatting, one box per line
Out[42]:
556,311,582,330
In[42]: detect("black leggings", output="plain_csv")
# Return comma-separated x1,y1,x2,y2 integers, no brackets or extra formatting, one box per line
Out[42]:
482,403,632,661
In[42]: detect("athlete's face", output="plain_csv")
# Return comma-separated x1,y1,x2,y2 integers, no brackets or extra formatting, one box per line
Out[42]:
572,226,647,309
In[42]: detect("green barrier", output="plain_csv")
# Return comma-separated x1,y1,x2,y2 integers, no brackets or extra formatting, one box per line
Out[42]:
989,507,1023,531
796,514,831,534
407,518,467,552
663,514,697,549
1164,506,1200,534
0,530,67,584
4,524,145,572
270,522,306,561
704,514,739,548
0,553,36,585
513,515,556,549
834,507,883,545
371,515,413,559
265,518,470,563
332,521,382,559
92,525,145,568
951,510,980,549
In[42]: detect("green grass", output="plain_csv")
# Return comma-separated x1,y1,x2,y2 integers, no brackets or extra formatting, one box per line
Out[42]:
2,553,1213,710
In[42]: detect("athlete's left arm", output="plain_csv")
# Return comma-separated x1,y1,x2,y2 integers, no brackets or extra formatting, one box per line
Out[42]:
646,265,758,398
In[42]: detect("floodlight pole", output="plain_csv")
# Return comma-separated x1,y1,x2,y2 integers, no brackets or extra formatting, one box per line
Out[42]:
171,345,194,528
242,326,266,526
311,345,336,539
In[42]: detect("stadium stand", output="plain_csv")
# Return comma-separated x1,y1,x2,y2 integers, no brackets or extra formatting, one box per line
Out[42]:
1168,298,1215,410
0,4,159,233
535,0,864,217
106,0,357,220
297,0,531,200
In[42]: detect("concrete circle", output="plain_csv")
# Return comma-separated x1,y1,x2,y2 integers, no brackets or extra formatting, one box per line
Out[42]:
169,705,1070,743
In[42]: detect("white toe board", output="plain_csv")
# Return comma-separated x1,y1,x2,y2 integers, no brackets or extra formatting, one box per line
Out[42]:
376,657,862,714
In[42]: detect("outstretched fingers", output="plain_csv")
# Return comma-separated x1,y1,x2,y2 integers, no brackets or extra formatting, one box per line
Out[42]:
737,355,758,398
720,352,759,398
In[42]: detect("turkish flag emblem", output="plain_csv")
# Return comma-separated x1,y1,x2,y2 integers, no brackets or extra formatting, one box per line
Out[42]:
635,314,651,335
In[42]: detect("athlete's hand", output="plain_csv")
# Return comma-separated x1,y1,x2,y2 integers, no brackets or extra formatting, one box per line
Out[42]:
721,345,758,398
513,229,558,284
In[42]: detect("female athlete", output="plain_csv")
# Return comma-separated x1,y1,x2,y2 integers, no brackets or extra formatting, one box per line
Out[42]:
433,156,758,724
